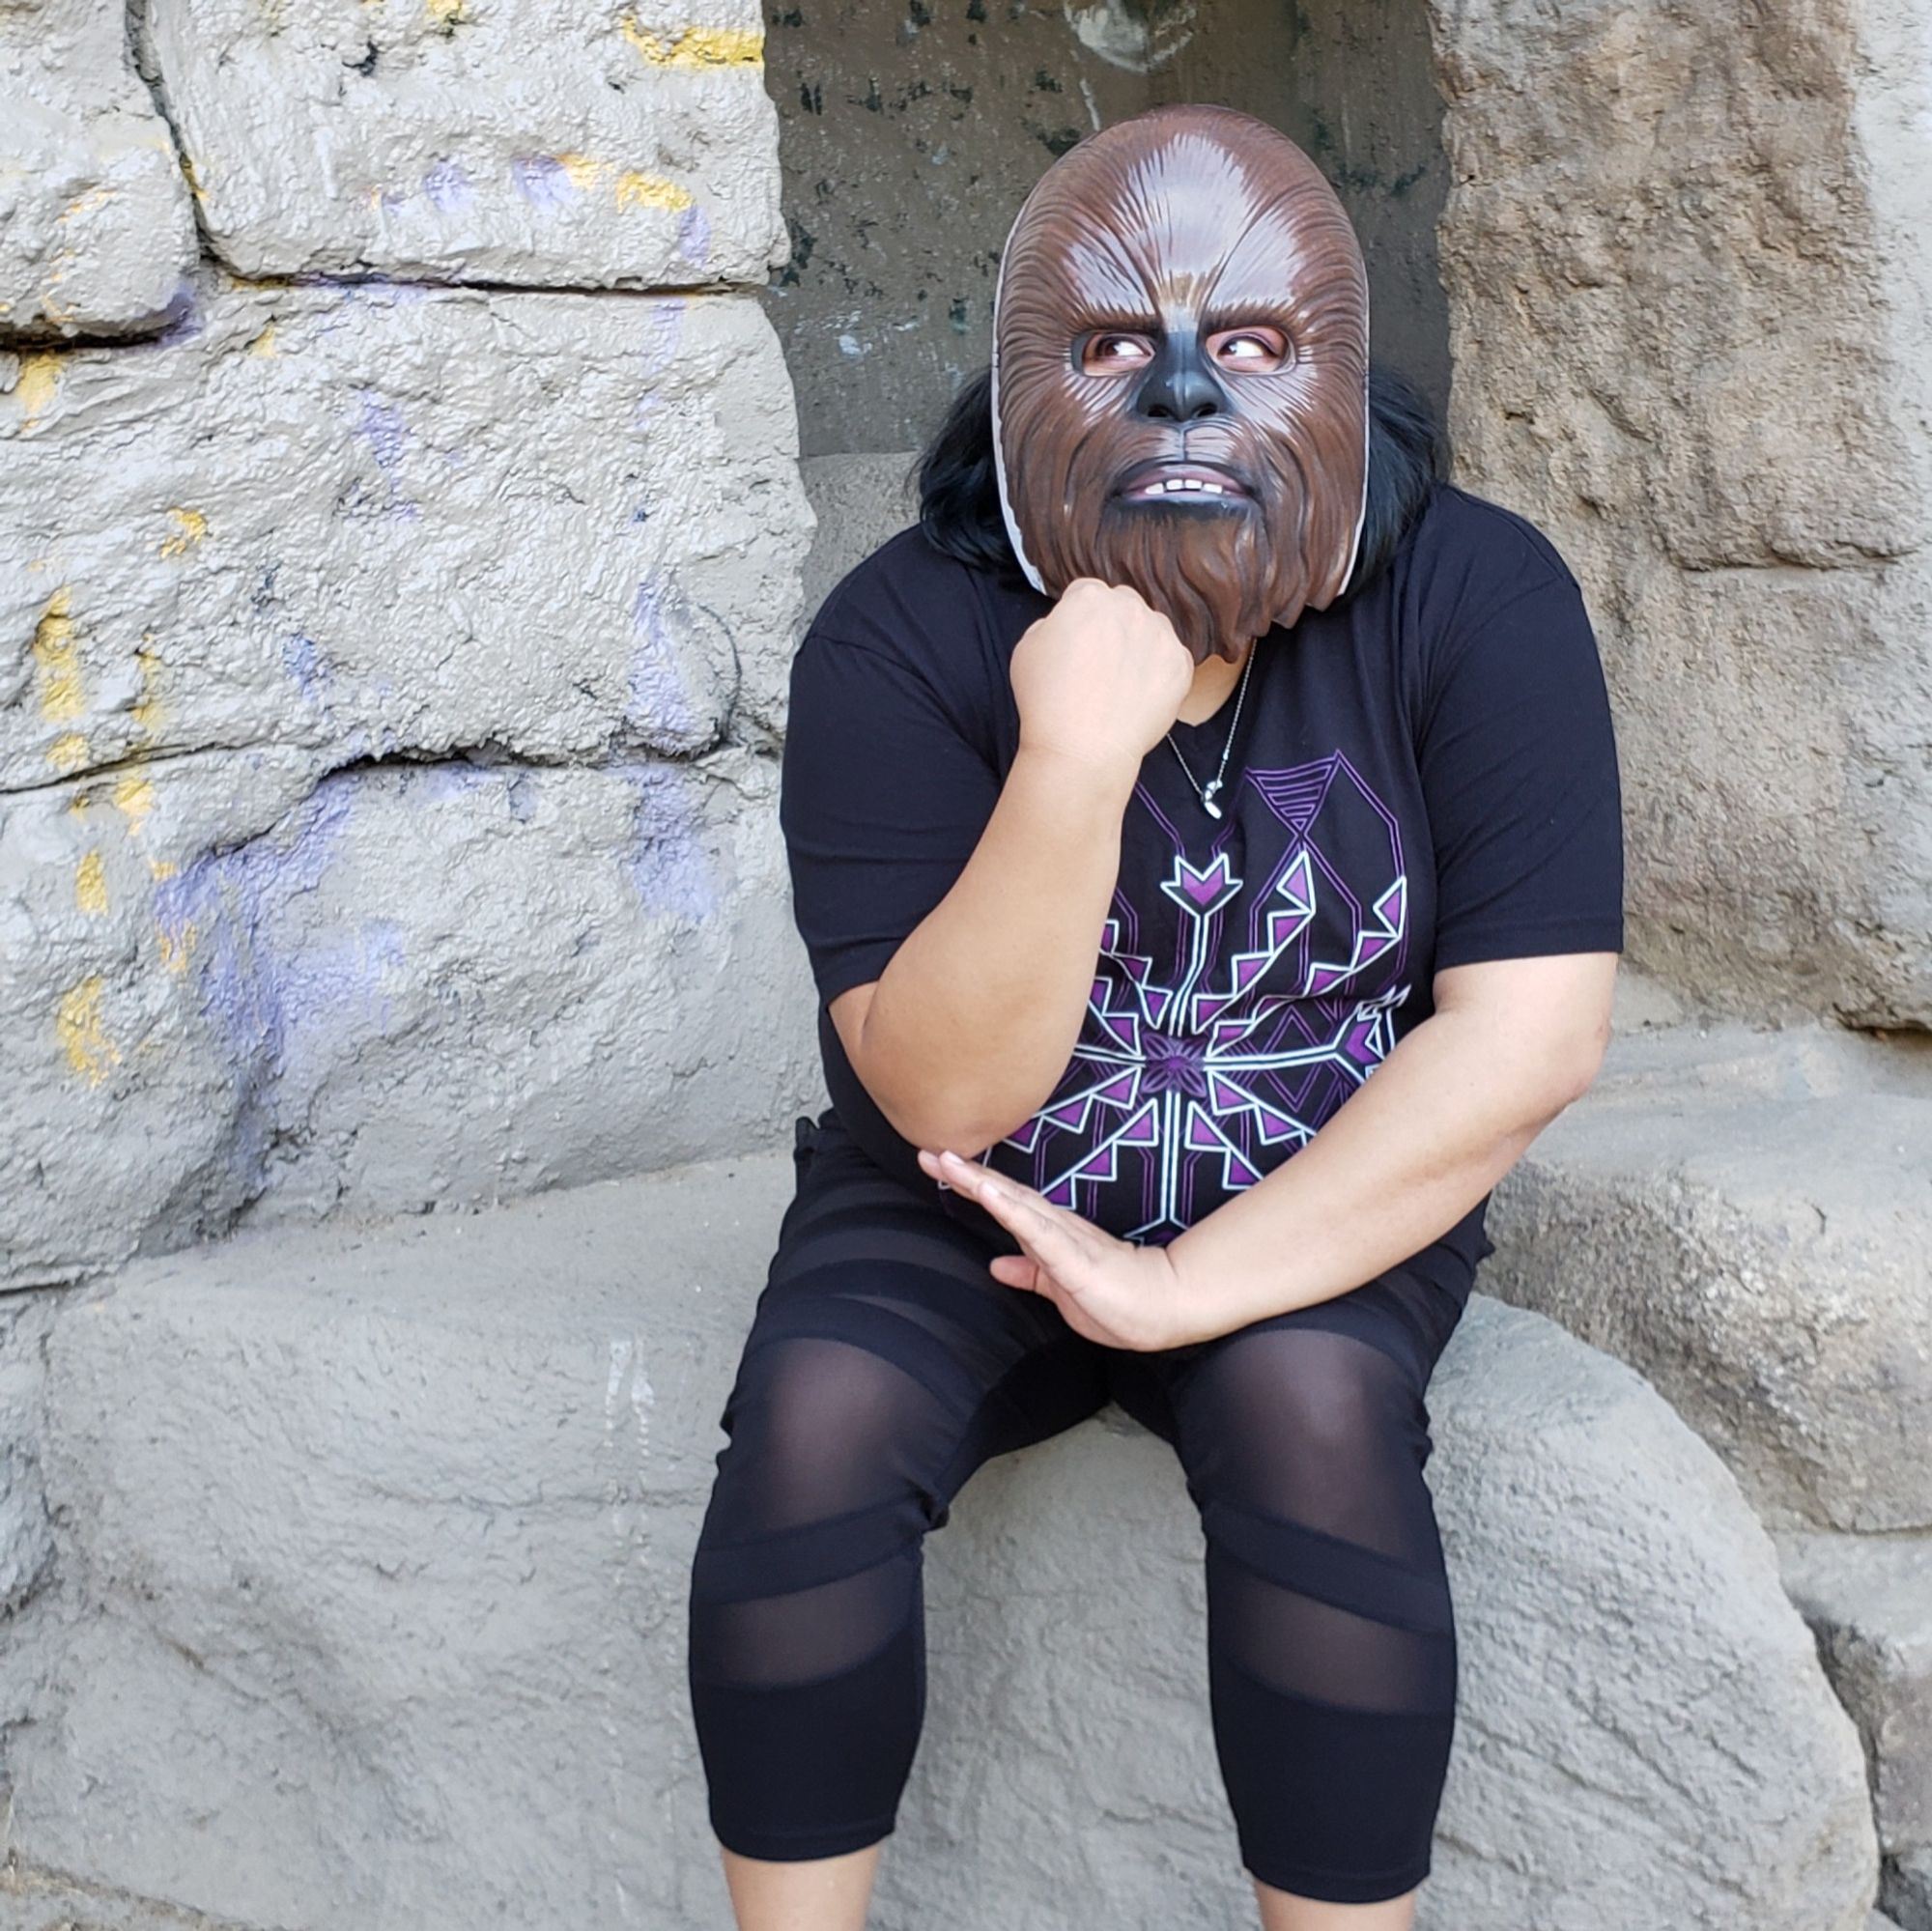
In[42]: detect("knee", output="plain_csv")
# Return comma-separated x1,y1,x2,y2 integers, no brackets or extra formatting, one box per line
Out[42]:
702,1325,970,1555
1191,1322,1427,1465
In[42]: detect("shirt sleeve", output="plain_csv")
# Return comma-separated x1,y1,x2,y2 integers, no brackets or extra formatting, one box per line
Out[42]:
1417,555,1626,971
779,626,1004,1006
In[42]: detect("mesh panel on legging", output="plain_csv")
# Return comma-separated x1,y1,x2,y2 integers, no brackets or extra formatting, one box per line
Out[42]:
1165,1311,1459,1900
687,1169,1105,1860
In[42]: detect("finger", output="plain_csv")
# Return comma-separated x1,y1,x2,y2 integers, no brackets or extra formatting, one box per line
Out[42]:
988,1252,1042,1292
973,1181,1092,1292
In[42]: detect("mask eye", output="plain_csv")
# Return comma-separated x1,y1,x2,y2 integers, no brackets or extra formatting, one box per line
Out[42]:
1079,330,1156,374
1206,326,1291,372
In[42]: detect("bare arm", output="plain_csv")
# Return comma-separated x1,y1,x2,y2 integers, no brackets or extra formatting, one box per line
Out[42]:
1162,951,1617,1340
828,578,1196,1157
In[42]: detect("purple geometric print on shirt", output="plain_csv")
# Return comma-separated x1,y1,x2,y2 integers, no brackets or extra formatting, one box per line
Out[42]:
989,752,1412,1245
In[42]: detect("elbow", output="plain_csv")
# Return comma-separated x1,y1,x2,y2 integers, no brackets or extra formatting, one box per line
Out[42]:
876,1089,1014,1161
1545,1019,1612,1116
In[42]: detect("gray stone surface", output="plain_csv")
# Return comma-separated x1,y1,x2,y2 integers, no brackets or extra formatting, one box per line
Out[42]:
1430,0,1932,1027
797,449,918,629
765,0,1450,458
1887,1849,1932,1931
1,271,820,1292
139,0,784,288
0,1152,1876,1930
1480,1009,1932,1532
1779,1531,1932,1856
0,0,197,341
4,272,810,788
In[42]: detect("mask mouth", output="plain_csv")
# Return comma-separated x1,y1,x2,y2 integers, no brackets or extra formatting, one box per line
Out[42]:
1112,457,1256,507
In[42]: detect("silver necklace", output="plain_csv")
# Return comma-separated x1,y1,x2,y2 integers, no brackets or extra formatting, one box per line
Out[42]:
1165,641,1257,821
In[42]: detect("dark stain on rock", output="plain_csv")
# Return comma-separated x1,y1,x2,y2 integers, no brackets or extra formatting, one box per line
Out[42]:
348,38,379,73
798,78,822,113
908,0,932,22
861,74,883,111
949,296,971,334
776,5,805,21
777,217,816,287
1032,68,1063,92
1034,124,1082,158
967,0,985,16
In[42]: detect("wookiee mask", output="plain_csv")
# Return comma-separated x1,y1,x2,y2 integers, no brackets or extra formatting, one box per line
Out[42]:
990,104,1370,664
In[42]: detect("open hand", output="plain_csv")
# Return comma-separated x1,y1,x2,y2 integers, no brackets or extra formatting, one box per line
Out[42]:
917,1147,1188,1352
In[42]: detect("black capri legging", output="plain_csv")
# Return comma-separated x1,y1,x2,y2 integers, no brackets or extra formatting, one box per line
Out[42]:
686,1114,1468,1906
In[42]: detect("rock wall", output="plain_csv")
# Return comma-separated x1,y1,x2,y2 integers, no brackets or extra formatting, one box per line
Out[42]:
1427,0,1932,1028
0,0,823,1291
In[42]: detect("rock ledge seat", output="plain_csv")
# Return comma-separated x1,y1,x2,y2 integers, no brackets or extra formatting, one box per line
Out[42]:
0,1149,1879,1931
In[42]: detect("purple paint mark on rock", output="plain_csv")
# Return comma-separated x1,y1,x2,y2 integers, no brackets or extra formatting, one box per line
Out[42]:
676,203,711,267
154,779,405,1088
355,390,407,470
624,762,716,923
423,156,474,211
511,154,575,211
282,632,330,705
628,576,704,741
632,298,687,433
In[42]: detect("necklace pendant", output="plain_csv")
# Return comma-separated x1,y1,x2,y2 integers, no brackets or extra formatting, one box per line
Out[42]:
1202,790,1224,820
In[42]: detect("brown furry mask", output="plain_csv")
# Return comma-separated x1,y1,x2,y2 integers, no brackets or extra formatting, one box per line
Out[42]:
991,103,1369,665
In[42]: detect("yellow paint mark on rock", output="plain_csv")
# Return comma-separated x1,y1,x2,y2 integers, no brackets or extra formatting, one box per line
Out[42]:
158,922,195,974
181,153,209,209
615,168,696,213
59,185,115,225
619,17,762,67
75,850,109,916
48,731,89,774
57,977,121,1084
158,507,209,558
149,856,180,882
114,773,156,835
427,0,463,21
246,319,278,356
13,352,60,432
556,152,605,191
33,587,84,721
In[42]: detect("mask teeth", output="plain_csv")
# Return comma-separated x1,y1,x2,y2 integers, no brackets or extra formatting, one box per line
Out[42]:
1131,477,1235,497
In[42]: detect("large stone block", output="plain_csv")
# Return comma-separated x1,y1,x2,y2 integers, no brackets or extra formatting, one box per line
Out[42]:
1479,1011,1932,1533
0,0,198,341
1779,1531,1932,1858
0,1153,1876,1930
1427,0,1932,1025
2,271,811,789
141,0,784,288
0,747,823,1293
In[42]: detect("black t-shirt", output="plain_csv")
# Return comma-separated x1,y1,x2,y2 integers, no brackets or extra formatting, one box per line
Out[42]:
779,480,1624,1307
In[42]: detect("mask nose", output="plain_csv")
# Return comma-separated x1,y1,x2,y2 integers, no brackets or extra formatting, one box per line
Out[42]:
1131,332,1227,422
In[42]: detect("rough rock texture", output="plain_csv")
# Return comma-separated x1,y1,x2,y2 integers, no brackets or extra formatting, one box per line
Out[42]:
1779,1531,1932,1857
1888,1849,1932,1930
1428,0,1932,1027
139,0,784,288
0,270,821,1292
0,1153,1876,1931
3,272,810,787
0,0,198,341
1479,1009,1932,1533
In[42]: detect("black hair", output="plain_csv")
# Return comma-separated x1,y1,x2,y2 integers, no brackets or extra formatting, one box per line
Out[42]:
905,360,1450,604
